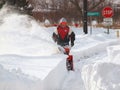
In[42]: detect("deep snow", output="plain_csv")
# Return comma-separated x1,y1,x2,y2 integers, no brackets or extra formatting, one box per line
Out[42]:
0,5,120,90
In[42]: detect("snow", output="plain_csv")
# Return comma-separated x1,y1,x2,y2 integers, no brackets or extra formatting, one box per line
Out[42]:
82,62,120,90
0,5,120,90
0,6,57,56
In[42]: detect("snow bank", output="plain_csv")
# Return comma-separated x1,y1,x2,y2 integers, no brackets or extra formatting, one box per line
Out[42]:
0,54,66,80
0,54,68,90
42,57,67,90
0,64,42,90
82,62,120,90
107,45,120,64
82,43,120,90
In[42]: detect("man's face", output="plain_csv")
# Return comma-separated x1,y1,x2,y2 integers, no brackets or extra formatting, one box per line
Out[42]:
60,22,67,27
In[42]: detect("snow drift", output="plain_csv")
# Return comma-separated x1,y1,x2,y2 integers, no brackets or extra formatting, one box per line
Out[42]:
82,62,120,90
81,44,120,90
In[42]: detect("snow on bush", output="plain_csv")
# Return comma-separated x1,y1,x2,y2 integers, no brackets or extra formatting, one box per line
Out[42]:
44,19,51,27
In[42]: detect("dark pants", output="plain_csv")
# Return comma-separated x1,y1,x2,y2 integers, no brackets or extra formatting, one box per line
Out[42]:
58,42,69,46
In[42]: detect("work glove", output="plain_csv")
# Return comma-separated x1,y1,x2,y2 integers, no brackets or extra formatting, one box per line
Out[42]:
52,33,58,42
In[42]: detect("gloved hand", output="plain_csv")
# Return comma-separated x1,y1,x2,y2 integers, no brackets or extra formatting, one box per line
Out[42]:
71,42,74,47
52,33,58,42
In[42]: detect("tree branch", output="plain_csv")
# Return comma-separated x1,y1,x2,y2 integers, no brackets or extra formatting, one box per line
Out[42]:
88,0,105,11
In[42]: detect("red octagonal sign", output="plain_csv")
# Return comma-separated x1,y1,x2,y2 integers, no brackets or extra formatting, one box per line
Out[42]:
102,6,113,18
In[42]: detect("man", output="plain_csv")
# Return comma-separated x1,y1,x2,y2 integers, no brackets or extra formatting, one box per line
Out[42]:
52,18,75,47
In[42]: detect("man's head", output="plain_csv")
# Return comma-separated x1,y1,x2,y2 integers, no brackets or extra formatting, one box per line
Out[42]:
59,18,67,27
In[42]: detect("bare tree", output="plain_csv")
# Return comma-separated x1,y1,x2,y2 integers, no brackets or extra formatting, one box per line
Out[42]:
69,0,105,18
4,0,33,15
31,0,120,25
0,0,5,9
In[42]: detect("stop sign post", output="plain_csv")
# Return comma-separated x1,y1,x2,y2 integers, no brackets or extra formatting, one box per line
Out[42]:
102,6,114,34
102,6,113,18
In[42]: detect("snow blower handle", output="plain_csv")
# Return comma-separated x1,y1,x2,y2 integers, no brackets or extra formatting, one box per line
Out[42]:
63,45,71,55
58,45,71,55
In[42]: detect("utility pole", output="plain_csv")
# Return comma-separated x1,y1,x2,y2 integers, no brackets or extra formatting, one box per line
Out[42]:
83,0,88,34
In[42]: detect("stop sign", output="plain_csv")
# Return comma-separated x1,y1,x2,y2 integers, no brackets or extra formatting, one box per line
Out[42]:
102,6,113,18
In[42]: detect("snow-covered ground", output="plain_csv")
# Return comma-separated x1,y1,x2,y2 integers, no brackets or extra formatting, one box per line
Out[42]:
0,5,120,90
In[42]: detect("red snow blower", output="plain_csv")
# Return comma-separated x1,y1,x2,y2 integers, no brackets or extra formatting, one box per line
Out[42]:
58,45,74,71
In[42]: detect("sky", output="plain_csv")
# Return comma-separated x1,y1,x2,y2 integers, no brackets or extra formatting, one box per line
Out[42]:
0,5,120,90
